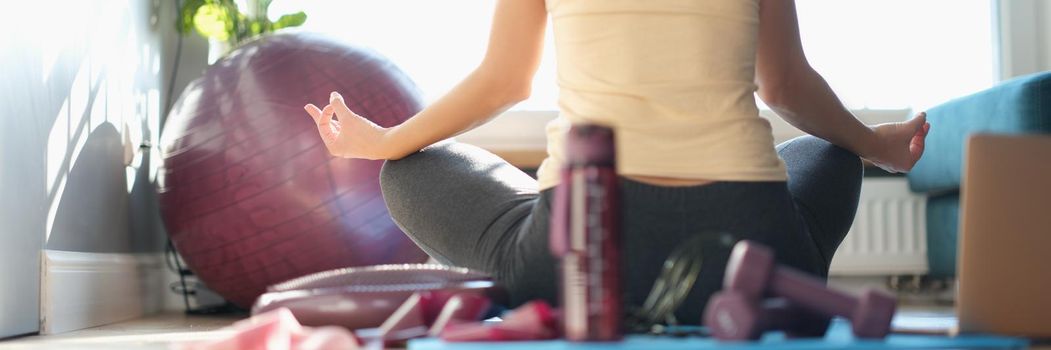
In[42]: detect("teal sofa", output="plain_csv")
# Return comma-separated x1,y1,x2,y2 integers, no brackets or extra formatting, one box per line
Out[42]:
907,71,1051,277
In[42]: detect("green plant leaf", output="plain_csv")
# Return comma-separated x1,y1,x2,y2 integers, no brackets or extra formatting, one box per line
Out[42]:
193,3,232,41
226,1,248,45
249,19,265,36
178,0,207,34
272,12,307,30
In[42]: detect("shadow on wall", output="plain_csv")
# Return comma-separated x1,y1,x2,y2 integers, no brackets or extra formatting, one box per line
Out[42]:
0,0,210,336
45,123,168,253
0,0,207,256
45,123,131,252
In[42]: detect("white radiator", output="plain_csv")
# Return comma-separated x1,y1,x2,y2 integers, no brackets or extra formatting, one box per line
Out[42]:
828,178,928,276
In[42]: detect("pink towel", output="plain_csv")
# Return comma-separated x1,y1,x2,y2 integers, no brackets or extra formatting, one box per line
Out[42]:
176,308,360,350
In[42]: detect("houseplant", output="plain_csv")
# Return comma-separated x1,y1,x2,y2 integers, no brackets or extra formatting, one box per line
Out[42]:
178,0,307,59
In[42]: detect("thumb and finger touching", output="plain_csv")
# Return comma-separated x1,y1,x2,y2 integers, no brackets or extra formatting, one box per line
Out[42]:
330,91,386,130
909,129,925,166
304,92,369,157
905,112,930,170
318,104,339,142
872,112,930,173
329,91,360,125
304,102,340,146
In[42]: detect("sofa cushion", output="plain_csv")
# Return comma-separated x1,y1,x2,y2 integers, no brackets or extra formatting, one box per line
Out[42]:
908,72,1051,193
925,193,960,277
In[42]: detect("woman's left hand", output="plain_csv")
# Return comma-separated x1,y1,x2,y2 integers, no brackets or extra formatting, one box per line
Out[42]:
304,92,391,160
863,112,930,173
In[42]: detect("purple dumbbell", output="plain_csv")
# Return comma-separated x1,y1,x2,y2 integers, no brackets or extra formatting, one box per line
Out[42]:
723,241,897,338
705,291,831,341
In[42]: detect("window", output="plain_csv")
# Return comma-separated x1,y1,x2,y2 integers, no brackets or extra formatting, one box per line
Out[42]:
794,0,995,111
270,0,996,148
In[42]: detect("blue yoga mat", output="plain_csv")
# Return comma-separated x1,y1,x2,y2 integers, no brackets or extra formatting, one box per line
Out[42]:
408,319,1027,350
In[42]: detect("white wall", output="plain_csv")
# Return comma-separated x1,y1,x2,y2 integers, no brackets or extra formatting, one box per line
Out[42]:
997,0,1051,79
0,0,206,337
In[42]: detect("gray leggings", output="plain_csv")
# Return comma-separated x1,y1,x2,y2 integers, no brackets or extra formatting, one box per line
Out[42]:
380,136,862,323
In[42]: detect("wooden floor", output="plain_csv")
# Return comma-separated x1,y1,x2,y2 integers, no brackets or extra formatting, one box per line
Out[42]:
2,313,242,349
1,305,1044,349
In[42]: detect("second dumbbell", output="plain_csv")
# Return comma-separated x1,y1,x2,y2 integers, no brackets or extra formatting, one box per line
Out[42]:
723,241,897,338
705,291,831,340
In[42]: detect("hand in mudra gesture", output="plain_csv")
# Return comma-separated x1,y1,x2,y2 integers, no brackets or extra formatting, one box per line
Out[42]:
304,92,391,160
864,112,931,173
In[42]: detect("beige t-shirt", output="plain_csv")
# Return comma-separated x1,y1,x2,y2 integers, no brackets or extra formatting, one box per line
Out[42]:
536,0,787,190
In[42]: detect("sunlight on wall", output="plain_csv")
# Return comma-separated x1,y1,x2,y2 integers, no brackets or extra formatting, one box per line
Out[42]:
0,0,177,334
146,88,161,184
272,0,995,114
46,98,70,196
37,0,163,242
67,61,96,184
44,96,71,240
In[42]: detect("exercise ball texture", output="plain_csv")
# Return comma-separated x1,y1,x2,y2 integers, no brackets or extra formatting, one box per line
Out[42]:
159,32,429,307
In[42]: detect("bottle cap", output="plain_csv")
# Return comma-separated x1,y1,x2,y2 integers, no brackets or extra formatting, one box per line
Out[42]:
566,124,615,166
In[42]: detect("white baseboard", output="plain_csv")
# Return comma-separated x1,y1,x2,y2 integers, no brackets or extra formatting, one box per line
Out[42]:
39,250,167,334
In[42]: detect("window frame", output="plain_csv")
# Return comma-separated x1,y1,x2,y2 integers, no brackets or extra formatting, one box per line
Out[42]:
457,108,913,166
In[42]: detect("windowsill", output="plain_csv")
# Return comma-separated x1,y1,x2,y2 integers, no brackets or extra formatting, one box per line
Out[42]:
459,109,912,169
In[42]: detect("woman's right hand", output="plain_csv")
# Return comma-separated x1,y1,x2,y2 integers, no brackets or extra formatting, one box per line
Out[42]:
862,112,931,173
304,92,393,160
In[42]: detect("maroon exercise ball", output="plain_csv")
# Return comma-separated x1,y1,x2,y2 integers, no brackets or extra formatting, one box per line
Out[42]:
158,32,429,307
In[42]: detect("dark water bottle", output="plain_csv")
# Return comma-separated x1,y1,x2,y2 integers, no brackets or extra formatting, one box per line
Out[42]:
549,124,622,341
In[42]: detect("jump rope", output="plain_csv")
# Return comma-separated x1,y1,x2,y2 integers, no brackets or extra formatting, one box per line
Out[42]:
626,233,737,336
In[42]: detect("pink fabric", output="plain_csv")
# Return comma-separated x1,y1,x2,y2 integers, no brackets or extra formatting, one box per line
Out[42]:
440,301,560,342
176,308,360,350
